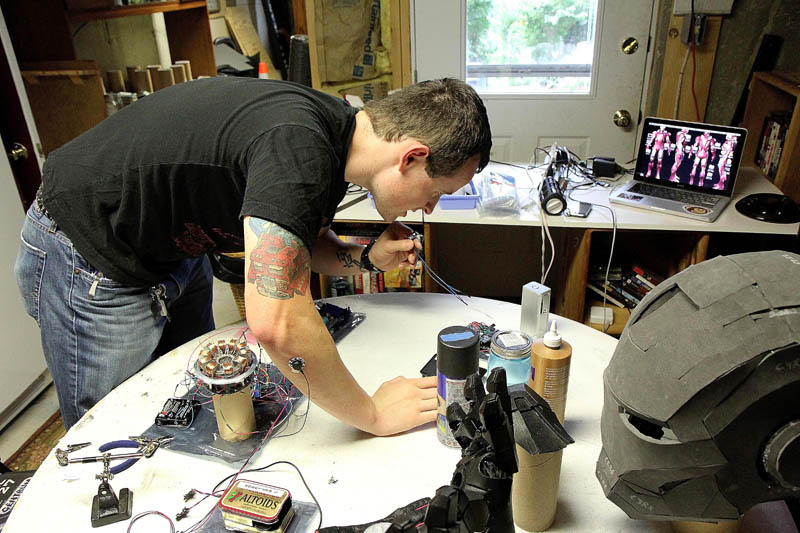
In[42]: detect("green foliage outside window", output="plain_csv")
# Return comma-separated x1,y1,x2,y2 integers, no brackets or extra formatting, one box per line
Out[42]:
466,0,594,65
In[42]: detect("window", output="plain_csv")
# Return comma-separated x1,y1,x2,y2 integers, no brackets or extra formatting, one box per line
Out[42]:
466,0,599,95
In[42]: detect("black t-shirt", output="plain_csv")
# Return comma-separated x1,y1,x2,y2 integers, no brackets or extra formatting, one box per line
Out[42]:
41,77,357,286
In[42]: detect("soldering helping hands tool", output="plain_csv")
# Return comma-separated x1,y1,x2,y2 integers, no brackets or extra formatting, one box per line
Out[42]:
55,435,174,474
406,231,469,306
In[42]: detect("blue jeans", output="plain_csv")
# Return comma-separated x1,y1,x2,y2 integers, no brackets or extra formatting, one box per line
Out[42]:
14,202,215,429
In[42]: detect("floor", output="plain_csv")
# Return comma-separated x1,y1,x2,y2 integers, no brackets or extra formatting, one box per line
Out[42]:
0,279,242,465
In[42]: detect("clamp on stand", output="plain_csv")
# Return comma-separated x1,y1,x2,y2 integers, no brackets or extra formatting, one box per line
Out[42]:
55,436,173,528
92,454,133,528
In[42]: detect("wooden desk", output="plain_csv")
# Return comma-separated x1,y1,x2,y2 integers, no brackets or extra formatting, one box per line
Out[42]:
334,166,798,325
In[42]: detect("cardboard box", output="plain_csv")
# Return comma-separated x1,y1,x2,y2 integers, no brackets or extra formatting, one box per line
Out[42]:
312,0,385,83
21,60,106,156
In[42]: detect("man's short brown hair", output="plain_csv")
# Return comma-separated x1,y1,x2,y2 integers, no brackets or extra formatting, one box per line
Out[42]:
363,78,492,177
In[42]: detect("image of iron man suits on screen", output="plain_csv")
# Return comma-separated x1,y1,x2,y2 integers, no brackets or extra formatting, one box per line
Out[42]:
645,126,672,180
668,128,691,182
689,130,717,185
714,134,738,191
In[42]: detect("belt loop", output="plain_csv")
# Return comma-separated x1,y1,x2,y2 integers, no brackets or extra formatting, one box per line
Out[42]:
35,186,58,232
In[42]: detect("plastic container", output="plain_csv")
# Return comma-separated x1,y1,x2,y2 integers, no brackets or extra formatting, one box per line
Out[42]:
530,320,572,422
487,330,532,385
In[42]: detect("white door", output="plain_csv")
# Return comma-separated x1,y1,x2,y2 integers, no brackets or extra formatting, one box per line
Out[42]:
0,9,50,431
413,0,655,163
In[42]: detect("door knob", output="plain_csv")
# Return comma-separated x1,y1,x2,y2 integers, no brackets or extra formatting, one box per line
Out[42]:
613,110,632,129
7,142,28,161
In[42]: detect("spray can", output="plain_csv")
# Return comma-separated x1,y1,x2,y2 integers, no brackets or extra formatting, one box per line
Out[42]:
436,325,479,447
512,319,572,531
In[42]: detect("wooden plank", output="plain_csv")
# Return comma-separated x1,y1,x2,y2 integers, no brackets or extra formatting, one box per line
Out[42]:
399,0,412,87
305,0,322,89
551,228,593,323
292,0,308,36
776,97,800,201
224,5,277,79
390,0,402,90
740,75,794,166
164,6,216,78
656,15,721,121
67,1,206,22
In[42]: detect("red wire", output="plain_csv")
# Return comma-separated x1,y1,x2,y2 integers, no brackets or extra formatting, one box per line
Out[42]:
691,37,700,121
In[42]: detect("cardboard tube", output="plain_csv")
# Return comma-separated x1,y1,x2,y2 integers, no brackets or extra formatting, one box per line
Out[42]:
671,520,741,533
512,445,563,531
126,65,140,90
213,386,256,442
156,67,175,89
171,64,187,83
131,69,153,94
175,60,193,81
107,70,125,92
147,65,162,90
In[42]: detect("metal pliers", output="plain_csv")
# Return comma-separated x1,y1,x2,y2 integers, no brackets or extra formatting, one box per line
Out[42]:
56,435,174,475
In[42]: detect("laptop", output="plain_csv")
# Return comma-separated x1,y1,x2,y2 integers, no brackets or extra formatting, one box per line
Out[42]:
609,117,747,222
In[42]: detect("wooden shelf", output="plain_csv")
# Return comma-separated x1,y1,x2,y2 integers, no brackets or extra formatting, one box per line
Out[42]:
740,71,800,203
67,1,207,22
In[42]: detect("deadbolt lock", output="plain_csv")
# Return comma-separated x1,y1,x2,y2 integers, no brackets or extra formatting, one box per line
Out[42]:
621,37,639,55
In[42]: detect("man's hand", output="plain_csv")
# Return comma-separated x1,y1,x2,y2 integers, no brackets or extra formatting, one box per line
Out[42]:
370,222,423,271
368,375,437,436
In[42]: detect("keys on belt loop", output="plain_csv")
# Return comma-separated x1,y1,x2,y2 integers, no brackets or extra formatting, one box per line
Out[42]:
149,283,171,322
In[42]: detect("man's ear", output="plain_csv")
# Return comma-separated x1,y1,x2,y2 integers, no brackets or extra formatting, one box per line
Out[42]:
398,143,430,173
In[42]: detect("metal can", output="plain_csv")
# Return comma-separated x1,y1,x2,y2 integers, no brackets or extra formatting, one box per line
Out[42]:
488,330,533,386
436,325,479,447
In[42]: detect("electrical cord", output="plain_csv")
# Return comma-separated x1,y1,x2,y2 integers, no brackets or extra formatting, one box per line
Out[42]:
566,184,618,333
128,511,176,533
690,0,700,121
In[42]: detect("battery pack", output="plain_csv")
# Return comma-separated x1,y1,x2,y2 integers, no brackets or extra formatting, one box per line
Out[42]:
154,398,201,428
219,479,294,533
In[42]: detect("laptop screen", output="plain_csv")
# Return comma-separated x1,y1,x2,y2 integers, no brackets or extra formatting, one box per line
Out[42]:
634,117,747,196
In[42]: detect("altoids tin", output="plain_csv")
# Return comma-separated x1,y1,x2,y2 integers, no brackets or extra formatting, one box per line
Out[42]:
219,479,294,533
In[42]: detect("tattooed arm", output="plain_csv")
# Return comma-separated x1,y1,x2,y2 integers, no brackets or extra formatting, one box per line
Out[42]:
243,216,436,436
311,221,422,276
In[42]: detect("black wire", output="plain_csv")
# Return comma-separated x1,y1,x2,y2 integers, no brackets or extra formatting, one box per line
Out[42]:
274,371,311,438
488,159,532,170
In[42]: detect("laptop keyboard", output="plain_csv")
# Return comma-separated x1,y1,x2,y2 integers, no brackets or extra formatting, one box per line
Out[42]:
629,183,720,207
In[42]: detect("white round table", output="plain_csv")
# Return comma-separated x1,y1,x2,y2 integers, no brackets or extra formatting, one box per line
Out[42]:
4,293,795,532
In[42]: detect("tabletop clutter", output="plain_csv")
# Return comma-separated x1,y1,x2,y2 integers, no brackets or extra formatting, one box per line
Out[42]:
22,250,800,532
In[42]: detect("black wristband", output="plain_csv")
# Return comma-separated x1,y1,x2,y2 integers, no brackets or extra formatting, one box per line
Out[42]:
360,239,384,273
